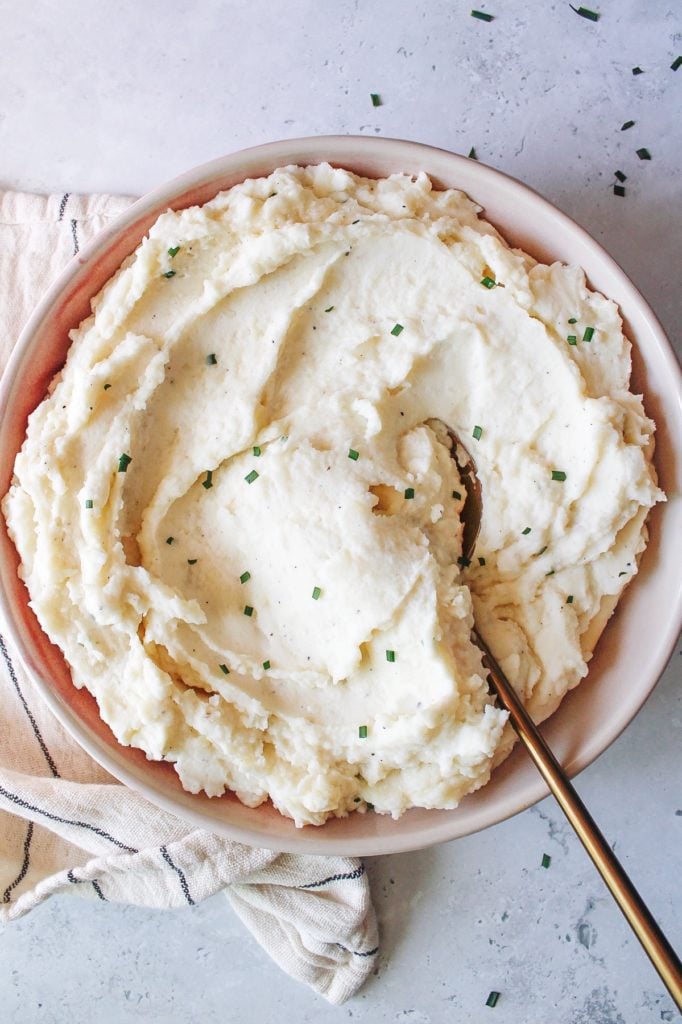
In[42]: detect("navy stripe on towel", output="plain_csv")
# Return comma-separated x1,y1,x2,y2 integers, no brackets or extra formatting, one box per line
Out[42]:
300,864,365,889
0,783,138,853
2,821,33,903
0,633,60,778
160,845,195,906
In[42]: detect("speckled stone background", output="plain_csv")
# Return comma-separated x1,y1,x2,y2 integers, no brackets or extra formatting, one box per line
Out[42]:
0,2,680,1022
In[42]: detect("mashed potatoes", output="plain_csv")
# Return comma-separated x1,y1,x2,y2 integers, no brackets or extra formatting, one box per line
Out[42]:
2,164,663,825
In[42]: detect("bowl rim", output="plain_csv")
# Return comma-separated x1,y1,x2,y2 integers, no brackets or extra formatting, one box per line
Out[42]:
1,134,680,856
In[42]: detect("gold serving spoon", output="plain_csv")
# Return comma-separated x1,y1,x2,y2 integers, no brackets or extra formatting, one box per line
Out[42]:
446,425,682,1009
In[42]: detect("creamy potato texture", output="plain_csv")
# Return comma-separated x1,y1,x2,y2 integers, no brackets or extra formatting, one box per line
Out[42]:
3,165,663,825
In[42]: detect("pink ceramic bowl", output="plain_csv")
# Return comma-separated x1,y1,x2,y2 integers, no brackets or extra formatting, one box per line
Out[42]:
0,137,680,856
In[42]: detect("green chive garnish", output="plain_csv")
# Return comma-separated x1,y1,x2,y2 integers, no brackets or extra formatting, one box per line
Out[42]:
365,802,375,811
202,470,213,489
672,56,682,71
472,425,483,440
632,66,643,75
570,5,599,20
324,305,334,312
187,558,197,565
168,246,181,258
118,453,132,473
480,275,496,289
621,120,635,131
478,556,486,566
541,853,551,868
522,527,531,535
583,327,595,341
614,170,627,183
348,448,359,461
566,595,574,603
486,991,500,1007
636,147,651,160
567,335,577,345
240,571,251,584
162,270,176,279
568,317,577,324
386,650,396,663
206,353,217,365
471,9,494,21
166,536,174,545
546,569,555,577
468,146,478,159
103,383,112,390
245,469,259,484
452,490,462,500
618,570,628,577
370,93,382,107
312,586,322,600
262,660,270,670
614,185,626,198
390,323,404,336
85,499,93,509
404,487,415,499
551,470,567,481
253,446,261,457
457,556,471,567
219,664,230,675
244,605,254,617
359,725,368,738
535,545,548,557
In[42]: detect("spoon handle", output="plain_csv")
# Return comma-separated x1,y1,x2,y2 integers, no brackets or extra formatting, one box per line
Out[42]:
476,633,682,1010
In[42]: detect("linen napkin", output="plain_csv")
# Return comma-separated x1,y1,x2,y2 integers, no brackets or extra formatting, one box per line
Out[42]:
0,190,378,1006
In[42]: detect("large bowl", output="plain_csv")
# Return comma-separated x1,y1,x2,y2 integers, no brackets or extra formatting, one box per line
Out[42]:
0,137,680,856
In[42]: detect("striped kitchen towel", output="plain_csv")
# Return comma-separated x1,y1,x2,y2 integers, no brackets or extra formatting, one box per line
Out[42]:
0,190,378,1007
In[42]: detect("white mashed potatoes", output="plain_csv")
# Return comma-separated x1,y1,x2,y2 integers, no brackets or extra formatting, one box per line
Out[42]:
3,164,663,826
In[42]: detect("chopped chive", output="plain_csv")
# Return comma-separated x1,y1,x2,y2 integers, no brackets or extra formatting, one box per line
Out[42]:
166,536,174,545
385,649,396,663
468,146,478,159
672,56,682,72
457,556,471,567
583,326,595,342
480,275,496,289
478,556,486,566
636,147,651,161
245,469,259,484
614,185,626,197
219,664,230,675
472,425,483,440
162,270,176,279
351,219,360,225
551,470,567,481
244,605,254,617
365,802,375,811
348,448,360,461
471,9,494,21
359,725,368,738
618,570,628,577
546,569,555,577
312,586,322,600
566,595,574,604
535,545,548,557
187,558,197,565
168,246,181,258
614,170,627,183
390,323,404,336
567,335,578,345
404,487,415,499
632,66,643,75
486,991,500,1008
85,499,93,509
253,446,261,457
324,305,334,312
568,317,577,324
570,5,599,20
202,470,213,489
370,93,382,107
103,382,112,390
620,120,635,131
118,453,132,473
240,571,251,584
262,660,271,670
541,853,551,869
452,490,462,501
522,527,532,535
206,353,217,365
353,796,361,803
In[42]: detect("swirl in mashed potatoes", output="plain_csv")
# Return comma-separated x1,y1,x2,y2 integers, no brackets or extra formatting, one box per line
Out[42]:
2,165,663,825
